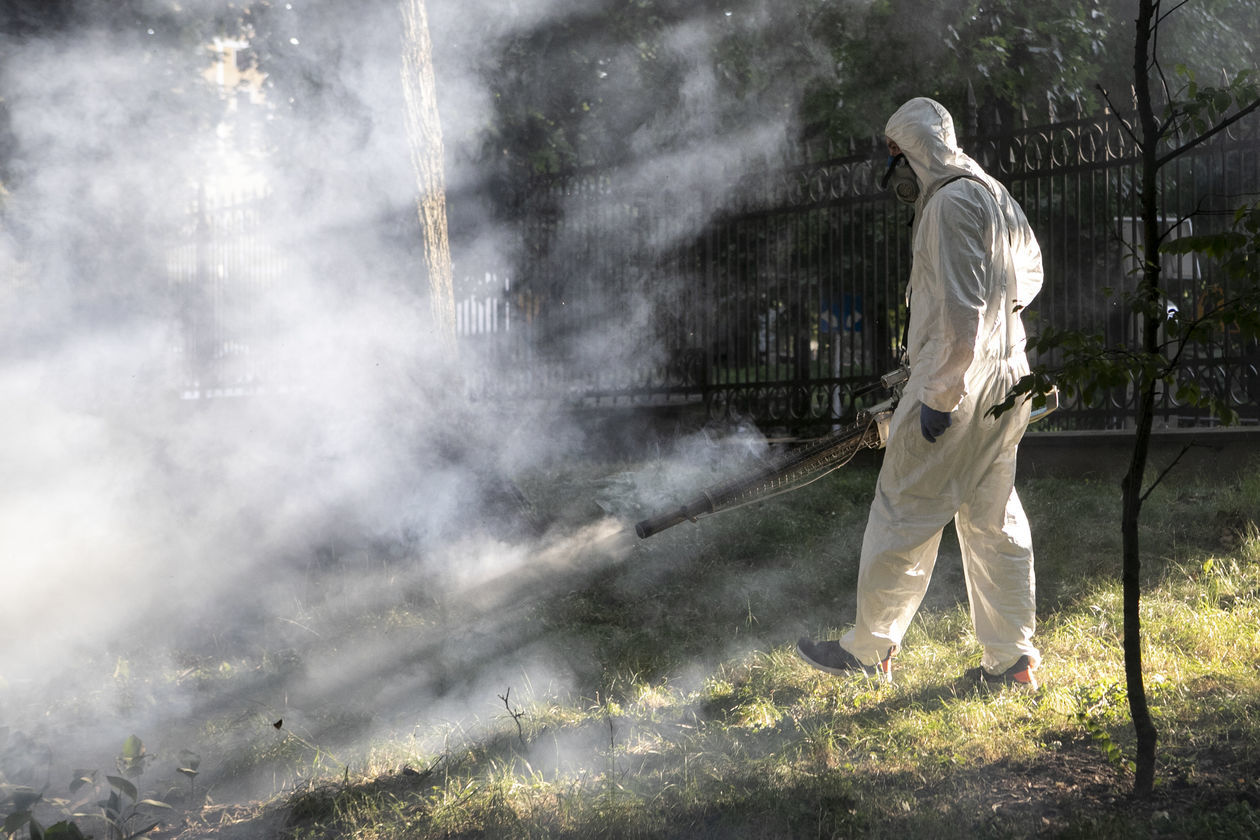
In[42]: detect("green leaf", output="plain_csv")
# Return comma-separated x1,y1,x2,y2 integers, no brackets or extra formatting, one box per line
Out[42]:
118,734,149,778
68,770,97,796
1214,401,1240,426
120,735,144,762
3,811,33,834
1175,382,1201,404
9,788,43,813
1162,231,1247,258
42,821,89,840
107,775,138,802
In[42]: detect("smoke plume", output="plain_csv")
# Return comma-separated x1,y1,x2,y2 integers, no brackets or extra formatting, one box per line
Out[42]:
0,0,806,805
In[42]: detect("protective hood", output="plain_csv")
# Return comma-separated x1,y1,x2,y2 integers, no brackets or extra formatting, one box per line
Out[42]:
883,98,987,211
884,96,1042,313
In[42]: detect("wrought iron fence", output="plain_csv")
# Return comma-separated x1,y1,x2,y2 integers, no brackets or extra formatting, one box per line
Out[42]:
173,105,1260,430
480,104,1260,432
167,186,288,399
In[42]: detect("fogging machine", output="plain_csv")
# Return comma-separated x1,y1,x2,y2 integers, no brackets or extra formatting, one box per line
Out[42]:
634,368,1058,539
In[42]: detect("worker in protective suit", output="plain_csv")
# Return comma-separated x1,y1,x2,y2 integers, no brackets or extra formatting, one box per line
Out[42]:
797,97,1045,688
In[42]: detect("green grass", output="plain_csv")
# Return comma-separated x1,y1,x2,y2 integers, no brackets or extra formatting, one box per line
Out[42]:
4,459,1260,839
283,462,1258,838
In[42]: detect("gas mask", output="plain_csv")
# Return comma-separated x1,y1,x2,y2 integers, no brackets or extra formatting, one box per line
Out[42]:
881,153,920,206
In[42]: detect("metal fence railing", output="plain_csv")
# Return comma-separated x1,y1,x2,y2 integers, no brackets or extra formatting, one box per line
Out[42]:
479,104,1260,433
167,186,287,399
173,105,1259,431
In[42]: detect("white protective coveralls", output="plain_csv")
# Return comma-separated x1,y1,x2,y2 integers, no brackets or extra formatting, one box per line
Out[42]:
838,98,1045,675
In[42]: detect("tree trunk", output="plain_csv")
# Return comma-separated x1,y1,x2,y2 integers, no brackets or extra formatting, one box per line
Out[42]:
1120,389,1158,797
400,0,456,352
1124,0,1161,798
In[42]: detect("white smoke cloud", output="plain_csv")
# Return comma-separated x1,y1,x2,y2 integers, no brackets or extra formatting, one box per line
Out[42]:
0,0,804,805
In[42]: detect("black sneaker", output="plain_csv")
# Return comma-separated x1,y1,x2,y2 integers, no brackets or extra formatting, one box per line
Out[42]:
968,655,1039,690
795,638,893,682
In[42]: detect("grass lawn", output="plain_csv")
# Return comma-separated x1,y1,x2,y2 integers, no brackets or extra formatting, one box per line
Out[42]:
3,449,1259,839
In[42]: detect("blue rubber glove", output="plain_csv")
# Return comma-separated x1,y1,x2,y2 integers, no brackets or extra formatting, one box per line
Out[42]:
920,404,953,443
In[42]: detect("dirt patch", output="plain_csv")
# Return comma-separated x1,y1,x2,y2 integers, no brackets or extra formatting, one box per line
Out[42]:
942,735,1260,836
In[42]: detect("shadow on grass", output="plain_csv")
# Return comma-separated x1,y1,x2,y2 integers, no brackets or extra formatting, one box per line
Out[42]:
127,464,1260,836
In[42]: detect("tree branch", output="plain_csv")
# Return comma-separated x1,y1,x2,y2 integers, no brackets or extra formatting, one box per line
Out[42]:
1155,0,1193,28
1156,105,1183,141
499,688,527,743
1151,27,1173,111
1141,442,1195,503
1157,96,1260,169
1097,84,1141,148
1153,194,1210,267
1163,284,1260,371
